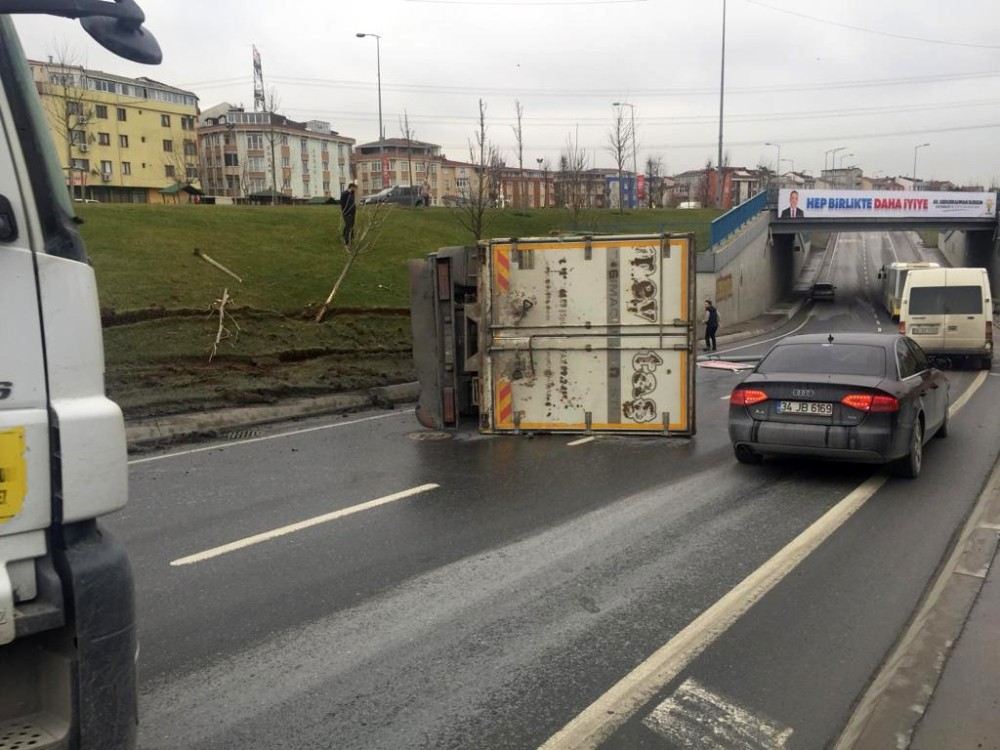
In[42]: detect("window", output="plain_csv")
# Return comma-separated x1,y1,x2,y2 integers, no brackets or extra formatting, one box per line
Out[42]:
908,286,984,316
321,142,329,153
247,156,265,172
95,104,108,119
322,180,331,193
122,161,132,176
119,134,129,148
165,164,176,178
66,100,83,117
224,153,239,167
183,139,198,157
70,129,87,146
247,133,264,150
281,156,290,168
371,173,383,190
92,78,117,94
280,134,289,146
372,161,381,171
758,344,886,378
906,339,931,373
389,160,397,170
163,139,173,152
186,165,199,179
161,114,171,127
896,340,920,379
70,158,89,172
117,107,127,122
100,160,112,175
181,116,196,131
98,132,111,146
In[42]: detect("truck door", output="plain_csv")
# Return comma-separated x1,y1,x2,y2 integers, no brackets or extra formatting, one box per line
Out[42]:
0,66,52,649
482,235,696,435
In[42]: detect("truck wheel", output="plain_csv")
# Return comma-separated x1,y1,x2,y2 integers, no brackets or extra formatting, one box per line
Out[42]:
891,418,923,479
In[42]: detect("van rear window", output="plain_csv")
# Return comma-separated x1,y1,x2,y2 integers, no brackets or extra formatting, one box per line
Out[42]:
909,286,983,315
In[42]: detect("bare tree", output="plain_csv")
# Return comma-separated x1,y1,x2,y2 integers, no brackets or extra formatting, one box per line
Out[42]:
511,99,525,209
454,99,500,241
607,107,633,214
645,156,664,208
315,201,393,322
400,110,416,204
263,87,282,205
40,43,93,200
560,127,591,224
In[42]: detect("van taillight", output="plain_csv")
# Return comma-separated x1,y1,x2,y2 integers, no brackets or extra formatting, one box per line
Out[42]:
898,321,906,335
987,320,993,344
731,388,768,406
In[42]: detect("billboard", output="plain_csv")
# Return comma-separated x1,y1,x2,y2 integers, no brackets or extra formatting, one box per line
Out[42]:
778,189,997,220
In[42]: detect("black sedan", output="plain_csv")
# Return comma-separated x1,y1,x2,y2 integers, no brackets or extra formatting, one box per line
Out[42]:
729,333,949,478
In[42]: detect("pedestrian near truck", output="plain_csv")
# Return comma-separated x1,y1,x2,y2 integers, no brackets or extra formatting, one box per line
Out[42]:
340,182,357,246
704,299,720,351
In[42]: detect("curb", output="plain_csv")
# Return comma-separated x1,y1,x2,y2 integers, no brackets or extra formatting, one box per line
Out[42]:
833,458,1000,750
700,298,807,353
125,382,420,451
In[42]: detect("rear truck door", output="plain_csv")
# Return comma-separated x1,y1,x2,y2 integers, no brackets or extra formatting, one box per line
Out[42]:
0,71,52,649
480,235,696,435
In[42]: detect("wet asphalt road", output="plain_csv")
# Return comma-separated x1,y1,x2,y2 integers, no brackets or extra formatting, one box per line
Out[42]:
111,232,1000,750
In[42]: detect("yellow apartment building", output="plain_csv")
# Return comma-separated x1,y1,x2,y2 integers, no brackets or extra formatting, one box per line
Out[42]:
29,59,201,203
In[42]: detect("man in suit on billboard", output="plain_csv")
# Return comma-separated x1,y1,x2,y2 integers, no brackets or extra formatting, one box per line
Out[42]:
781,190,805,218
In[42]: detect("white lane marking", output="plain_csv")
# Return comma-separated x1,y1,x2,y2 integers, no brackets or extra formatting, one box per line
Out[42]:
887,233,901,263
538,473,888,750
567,437,596,447
129,411,409,466
542,373,989,750
979,522,1000,531
949,370,988,418
170,483,440,566
712,314,813,357
643,678,793,750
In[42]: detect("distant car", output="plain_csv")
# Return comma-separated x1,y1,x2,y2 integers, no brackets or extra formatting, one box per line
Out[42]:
677,201,702,210
810,281,836,301
362,185,429,206
729,333,949,478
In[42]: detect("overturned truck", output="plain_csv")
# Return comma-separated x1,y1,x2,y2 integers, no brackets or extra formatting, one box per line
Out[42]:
409,234,698,436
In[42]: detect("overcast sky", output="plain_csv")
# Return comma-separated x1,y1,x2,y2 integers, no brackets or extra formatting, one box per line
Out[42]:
13,0,1000,184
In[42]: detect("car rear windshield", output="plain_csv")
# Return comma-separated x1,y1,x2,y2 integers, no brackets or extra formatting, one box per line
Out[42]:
758,344,886,377
909,286,983,315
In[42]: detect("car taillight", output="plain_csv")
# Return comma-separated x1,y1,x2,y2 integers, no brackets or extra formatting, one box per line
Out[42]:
731,388,768,406
841,393,899,413
898,321,906,334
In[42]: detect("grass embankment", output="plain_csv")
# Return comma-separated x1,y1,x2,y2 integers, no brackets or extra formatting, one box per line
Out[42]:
80,205,718,417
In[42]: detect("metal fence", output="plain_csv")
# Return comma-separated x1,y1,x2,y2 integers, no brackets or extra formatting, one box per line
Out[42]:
709,191,769,247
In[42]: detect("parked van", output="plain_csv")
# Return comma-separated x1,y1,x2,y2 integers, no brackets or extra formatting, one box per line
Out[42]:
900,267,993,369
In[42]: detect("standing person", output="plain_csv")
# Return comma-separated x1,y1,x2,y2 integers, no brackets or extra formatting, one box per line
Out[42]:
340,182,357,246
704,299,720,352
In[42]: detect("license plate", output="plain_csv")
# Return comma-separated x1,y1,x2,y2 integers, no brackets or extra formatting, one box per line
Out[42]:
777,401,833,416
911,325,938,335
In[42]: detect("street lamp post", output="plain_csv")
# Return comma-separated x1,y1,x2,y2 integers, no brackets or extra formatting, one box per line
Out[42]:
356,32,383,141
781,157,794,174
826,145,847,173
913,142,930,183
838,152,854,188
717,0,727,208
614,102,637,209
765,141,781,189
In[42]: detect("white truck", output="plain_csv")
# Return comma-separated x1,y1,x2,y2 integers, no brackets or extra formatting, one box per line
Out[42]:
0,3,162,748
409,234,697,435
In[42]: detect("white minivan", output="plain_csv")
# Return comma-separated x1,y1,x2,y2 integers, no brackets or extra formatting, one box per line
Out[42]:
900,267,993,369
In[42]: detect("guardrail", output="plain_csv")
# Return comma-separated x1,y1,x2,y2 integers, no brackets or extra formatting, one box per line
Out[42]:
710,191,768,247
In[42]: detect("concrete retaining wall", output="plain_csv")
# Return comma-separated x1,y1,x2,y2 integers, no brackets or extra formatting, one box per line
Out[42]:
695,211,809,327
940,230,1000,291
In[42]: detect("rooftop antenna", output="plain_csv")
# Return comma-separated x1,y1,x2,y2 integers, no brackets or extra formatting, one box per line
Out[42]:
252,44,265,112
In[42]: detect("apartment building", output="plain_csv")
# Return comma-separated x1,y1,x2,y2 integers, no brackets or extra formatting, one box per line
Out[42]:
29,59,201,203
356,138,460,204
198,103,354,201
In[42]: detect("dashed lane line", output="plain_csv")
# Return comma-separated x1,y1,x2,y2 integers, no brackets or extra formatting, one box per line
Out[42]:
567,437,596,447
170,483,441,567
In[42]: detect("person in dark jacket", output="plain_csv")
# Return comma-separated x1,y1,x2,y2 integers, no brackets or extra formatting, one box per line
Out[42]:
340,182,357,246
704,299,720,351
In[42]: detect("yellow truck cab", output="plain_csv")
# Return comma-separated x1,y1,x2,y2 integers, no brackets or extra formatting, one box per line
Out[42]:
0,3,161,748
